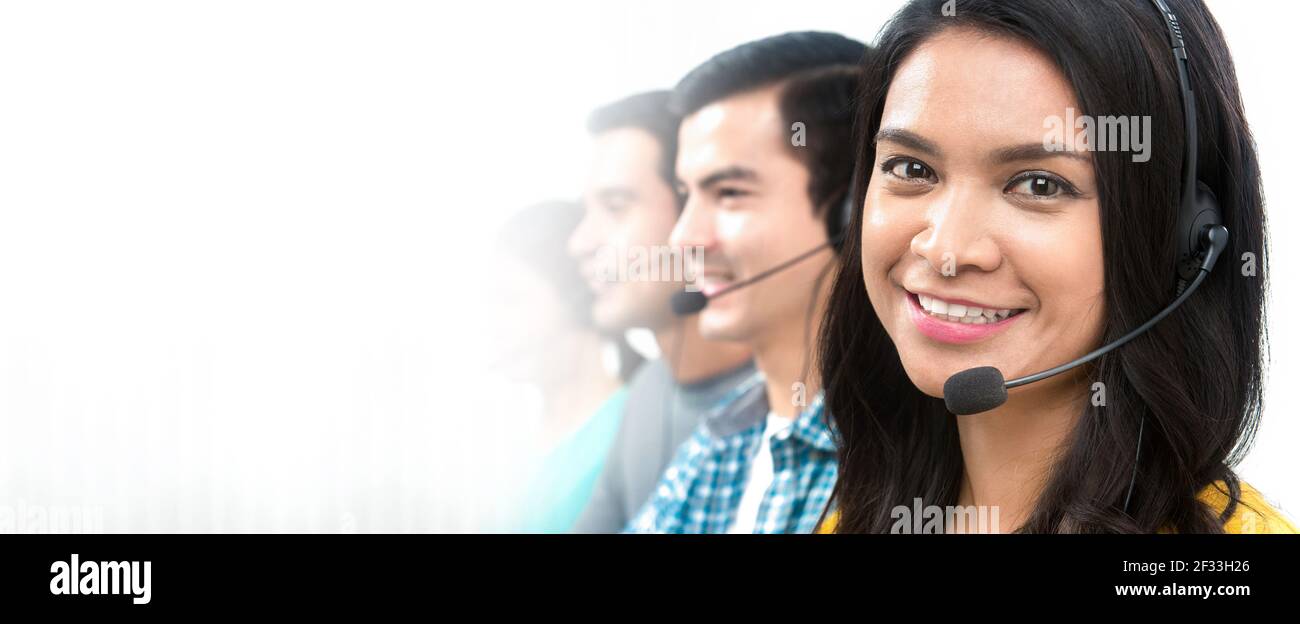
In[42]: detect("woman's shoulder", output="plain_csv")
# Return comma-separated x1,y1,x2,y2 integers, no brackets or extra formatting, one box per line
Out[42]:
1198,480,1298,534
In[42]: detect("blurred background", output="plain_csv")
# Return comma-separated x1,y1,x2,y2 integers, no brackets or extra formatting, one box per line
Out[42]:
0,0,1293,531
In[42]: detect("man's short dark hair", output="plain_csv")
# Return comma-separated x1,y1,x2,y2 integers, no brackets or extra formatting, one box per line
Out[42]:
670,31,868,217
586,91,680,194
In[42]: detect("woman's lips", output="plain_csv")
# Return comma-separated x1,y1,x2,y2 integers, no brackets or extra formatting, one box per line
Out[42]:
905,291,1023,344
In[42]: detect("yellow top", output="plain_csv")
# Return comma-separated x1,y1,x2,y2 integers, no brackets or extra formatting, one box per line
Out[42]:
816,480,1297,534
1194,480,1297,534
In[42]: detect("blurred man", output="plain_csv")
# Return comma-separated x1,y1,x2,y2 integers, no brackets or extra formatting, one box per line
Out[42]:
627,32,868,533
568,91,755,533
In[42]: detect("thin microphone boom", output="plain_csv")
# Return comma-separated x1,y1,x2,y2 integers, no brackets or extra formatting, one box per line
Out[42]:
703,240,833,300
670,238,837,317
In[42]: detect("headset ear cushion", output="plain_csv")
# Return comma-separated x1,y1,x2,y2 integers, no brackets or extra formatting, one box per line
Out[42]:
1194,180,1222,226
1176,181,1224,281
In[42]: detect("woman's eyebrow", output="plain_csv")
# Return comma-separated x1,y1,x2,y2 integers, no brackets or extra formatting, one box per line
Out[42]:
876,127,1093,165
991,142,1092,164
874,127,941,157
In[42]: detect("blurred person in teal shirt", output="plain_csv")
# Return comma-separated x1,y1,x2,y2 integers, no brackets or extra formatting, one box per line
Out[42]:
487,200,639,532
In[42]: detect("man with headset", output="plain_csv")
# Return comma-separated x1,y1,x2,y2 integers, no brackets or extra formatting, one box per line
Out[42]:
626,32,870,533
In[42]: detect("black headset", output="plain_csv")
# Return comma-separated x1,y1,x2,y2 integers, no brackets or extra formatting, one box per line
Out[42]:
1149,0,1225,290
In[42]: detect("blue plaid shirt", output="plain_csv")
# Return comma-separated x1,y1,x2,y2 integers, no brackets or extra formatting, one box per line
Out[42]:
625,373,838,534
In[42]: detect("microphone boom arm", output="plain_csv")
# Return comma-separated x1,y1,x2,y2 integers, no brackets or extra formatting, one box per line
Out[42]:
704,240,835,300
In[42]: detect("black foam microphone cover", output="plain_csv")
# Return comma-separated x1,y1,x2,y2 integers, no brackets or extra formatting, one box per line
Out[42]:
943,366,1008,415
670,290,709,317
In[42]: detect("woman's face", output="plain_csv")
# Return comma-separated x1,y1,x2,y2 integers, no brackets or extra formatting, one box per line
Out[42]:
861,28,1106,399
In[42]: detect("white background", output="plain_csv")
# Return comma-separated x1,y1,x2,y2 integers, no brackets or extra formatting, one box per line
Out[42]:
0,0,1293,531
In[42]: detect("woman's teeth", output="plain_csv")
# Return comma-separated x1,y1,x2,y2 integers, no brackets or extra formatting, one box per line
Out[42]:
917,294,1018,324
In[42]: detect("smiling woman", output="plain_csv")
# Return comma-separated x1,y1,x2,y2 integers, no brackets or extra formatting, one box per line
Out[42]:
817,0,1288,533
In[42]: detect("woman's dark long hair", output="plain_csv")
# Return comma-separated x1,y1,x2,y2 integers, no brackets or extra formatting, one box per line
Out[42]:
820,0,1267,533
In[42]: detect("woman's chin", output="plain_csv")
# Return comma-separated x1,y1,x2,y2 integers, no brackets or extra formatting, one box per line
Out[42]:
895,363,948,400
896,350,1001,402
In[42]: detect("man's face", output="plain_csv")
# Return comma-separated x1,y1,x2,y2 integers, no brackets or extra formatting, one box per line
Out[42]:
569,127,683,332
670,84,832,342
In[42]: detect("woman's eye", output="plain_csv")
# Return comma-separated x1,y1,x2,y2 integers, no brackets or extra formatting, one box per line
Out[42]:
884,158,933,181
1007,174,1067,198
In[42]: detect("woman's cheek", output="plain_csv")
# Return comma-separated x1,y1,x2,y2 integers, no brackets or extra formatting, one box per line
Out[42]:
1013,216,1106,352
859,213,886,288
861,198,908,276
